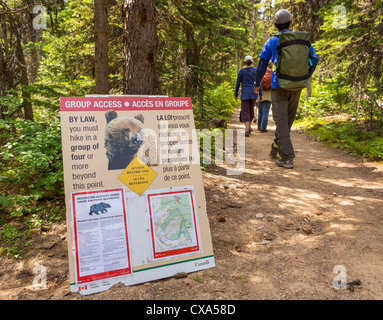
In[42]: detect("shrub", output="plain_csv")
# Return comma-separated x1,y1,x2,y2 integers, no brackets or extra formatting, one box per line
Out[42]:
0,116,63,198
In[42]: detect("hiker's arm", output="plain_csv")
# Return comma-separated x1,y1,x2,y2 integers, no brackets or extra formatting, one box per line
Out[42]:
308,45,319,78
235,70,242,99
254,58,268,88
254,39,272,93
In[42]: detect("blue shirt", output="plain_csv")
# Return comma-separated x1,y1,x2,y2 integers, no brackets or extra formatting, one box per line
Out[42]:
255,30,319,89
235,67,262,101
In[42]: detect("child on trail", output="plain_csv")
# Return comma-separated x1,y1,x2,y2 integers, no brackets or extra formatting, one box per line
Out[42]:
257,60,273,133
235,55,263,137
254,9,318,169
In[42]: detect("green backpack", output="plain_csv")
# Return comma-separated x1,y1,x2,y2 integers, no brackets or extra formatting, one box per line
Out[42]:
276,31,312,91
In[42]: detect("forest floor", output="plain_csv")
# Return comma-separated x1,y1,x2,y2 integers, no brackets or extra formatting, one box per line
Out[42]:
1,107,383,300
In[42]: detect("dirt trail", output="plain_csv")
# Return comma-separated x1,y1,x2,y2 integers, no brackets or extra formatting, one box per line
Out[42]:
1,107,383,300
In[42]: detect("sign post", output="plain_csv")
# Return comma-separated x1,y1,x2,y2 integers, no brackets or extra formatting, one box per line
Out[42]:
60,96,215,295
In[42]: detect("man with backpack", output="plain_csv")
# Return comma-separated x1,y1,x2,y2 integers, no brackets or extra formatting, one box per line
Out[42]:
254,9,318,169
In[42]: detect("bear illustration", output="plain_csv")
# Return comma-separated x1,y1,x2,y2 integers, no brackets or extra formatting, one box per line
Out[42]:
89,202,111,215
104,110,158,170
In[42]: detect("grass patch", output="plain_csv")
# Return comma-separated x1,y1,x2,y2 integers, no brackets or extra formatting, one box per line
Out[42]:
297,119,383,161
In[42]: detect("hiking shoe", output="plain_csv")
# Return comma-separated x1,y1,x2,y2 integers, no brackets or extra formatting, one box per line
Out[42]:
245,131,250,137
276,158,294,169
270,142,278,159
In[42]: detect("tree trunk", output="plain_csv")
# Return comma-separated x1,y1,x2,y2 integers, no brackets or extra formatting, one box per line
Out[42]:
373,52,382,89
25,0,42,84
95,0,110,94
249,0,258,54
185,28,199,98
16,32,33,121
236,48,240,75
0,43,5,96
122,0,159,95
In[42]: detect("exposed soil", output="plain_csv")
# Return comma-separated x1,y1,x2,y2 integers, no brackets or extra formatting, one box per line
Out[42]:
1,107,383,300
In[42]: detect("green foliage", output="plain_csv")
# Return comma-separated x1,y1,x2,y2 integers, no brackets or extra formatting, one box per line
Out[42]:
303,121,383,161
297,75,355,121
32,0,96,105
0,116,63,197
157,0,253,113
297,74,383,161
297,86,328,121
0,93,22,116
316,0,383,94
0,224,22,258
0,194,35,217
282,0,382,160
364,139,383,160
0,88,67,258
200,80,237,120
357,89,383,131
0,93,65,253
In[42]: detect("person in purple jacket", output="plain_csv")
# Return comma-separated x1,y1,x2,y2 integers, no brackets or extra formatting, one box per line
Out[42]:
235,55,263,137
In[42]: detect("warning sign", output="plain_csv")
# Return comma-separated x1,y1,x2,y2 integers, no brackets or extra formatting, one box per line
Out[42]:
60,96,215,295
71,188,131,284
118,157,158,195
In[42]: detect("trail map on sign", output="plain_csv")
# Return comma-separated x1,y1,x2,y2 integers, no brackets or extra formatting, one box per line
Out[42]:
148,190,200,259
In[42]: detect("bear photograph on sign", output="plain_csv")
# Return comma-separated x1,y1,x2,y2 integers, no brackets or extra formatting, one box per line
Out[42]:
104,110,158,170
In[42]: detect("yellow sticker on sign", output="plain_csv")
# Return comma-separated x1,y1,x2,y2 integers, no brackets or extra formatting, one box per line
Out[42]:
118,157,158,196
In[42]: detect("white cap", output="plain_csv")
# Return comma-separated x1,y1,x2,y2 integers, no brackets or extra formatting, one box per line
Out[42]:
244,55,254,63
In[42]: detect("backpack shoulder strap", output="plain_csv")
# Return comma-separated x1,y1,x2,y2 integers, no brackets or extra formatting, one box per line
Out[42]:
276,31,311,53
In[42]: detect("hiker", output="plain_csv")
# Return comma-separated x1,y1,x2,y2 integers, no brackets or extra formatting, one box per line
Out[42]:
254,9,318,168
257,60,273,133
235,55,263,137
